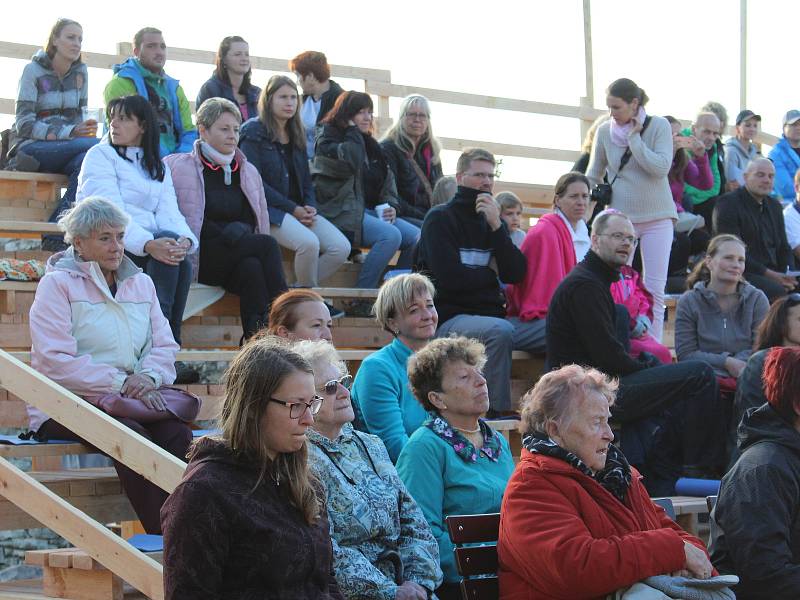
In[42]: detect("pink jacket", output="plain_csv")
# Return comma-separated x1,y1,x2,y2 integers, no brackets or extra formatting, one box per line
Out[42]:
506,213,576,321
609,265,653,323
27,248,178,431
164,140,270,282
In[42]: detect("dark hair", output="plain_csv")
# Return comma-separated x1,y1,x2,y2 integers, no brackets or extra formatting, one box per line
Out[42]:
606,78,649,107
686,234,745,289
107,95,165,182
214,36,252,95
321,91,373,131
664,115,689,184
754,294,800,350
553,172,590,207
257,75,306,152
45,18,82,61
133,27,162,51
288,51,331,82
763,347,800,423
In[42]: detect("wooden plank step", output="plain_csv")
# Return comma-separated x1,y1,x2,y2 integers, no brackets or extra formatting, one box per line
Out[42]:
0,172,68,184
0,578,148,599
0,220,59,234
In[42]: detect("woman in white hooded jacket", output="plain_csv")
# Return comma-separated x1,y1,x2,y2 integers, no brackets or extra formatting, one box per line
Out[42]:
77,95,197,347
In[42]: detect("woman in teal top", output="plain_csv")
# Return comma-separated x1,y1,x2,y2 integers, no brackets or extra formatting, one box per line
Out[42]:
352,273,438,461
396,336,515,600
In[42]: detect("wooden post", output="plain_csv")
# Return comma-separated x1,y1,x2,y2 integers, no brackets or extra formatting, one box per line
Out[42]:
739,0,747,110
0,350,186,493
582,0,595,106
0,456,164,600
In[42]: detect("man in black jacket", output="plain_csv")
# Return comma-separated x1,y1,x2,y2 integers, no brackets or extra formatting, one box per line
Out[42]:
547,210,724,495
415,148,545,414
713,157,796,301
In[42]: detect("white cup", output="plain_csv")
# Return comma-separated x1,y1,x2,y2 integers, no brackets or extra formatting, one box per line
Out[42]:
375,203,391,221
81,107,105,138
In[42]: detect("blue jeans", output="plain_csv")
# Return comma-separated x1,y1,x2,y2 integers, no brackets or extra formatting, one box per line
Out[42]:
126,230,192,346
357,210,420,288
24,138,100,222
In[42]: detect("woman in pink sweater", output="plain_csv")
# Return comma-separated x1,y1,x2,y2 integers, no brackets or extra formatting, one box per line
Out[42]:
506,172,590,321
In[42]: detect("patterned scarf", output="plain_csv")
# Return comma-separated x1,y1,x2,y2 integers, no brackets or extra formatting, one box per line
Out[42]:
424,414,504,463
522,430,632,503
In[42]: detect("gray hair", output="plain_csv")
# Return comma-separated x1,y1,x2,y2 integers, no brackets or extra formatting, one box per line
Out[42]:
58,196,130,244
431,175,457,207
519,364,617,435
196,96,242,129
291,339,347,380
380,95,442,166
373,273,436,333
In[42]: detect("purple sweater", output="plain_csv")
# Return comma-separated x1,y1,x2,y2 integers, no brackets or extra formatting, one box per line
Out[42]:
670,153,712,212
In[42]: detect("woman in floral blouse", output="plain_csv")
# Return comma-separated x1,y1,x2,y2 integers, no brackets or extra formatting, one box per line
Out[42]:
293,339,442,600
395,336,515,600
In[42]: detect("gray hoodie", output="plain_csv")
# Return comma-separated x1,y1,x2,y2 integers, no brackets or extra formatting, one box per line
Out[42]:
675,280,769,376
723,137,759,187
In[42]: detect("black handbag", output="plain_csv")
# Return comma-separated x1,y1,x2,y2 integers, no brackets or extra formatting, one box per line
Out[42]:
592,116,652,207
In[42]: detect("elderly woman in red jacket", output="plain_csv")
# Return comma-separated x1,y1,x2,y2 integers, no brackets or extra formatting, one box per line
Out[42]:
498,364,715,599
165,97,287,340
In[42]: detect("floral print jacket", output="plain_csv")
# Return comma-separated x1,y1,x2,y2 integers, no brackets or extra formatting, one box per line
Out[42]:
308,423,443,599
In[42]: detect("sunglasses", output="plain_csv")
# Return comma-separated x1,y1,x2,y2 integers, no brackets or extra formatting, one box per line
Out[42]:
320,374,353,395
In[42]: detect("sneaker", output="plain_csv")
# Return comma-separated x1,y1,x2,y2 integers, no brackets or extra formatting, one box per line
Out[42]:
324,301,345,319
174,361,200,385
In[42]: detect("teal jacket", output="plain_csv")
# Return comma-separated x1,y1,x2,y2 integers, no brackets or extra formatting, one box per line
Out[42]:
396,417,515,583
308,424,442,599
352,338,427,462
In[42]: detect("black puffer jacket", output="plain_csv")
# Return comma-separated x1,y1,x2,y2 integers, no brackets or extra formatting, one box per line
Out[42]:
710,403,800,599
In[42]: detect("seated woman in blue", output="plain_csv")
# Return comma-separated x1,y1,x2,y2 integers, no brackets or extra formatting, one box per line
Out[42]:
314,91,420,292
10,18,99,249
294,339,442,600
352,273,437,461
396,336,515,600
196,36,260,122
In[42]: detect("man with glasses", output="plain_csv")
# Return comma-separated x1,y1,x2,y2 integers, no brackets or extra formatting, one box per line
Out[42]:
768,109,800,201
546,209,725,496
415,148,545,416
714,157,796,301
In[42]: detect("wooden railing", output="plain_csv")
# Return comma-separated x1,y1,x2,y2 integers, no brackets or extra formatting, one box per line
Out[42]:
0,39,780,189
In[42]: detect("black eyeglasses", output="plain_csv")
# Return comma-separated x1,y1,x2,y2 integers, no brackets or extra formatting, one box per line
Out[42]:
268,395,324,419
319,374,353,395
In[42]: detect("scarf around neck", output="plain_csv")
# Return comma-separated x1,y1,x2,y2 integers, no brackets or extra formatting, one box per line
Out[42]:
200,141,236,185
522,430,632,503
424,414,504,463
610,106,647,148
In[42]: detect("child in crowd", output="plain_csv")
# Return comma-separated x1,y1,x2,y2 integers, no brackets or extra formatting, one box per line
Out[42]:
497,191,525,248
431,175,457,207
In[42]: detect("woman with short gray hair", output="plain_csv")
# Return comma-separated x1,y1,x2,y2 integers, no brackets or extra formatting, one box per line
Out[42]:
351,273,437,460
499,364,719,598
166,96,287,341
28,196,199,534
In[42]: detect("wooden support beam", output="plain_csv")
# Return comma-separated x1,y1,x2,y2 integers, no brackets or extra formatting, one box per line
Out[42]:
0,456,163,599
0,350,186,493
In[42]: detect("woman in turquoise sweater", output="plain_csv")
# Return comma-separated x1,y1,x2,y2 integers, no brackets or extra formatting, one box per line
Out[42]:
396,336,515,600
352,273,437,461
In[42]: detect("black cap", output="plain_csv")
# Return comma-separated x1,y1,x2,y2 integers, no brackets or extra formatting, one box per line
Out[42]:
735,110,761,125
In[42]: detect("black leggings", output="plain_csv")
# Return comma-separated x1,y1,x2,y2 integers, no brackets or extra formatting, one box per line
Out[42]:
199,232,288,339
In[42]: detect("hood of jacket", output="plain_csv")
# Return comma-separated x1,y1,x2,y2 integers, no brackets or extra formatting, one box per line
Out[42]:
737,403,800,457
31,48,83,75
47,245,141,286
183,435,261,481
689,279,762,306
724,137,756,162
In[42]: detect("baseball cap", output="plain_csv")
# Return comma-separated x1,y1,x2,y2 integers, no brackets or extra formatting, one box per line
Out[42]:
735,110,761,125
783,110,800,126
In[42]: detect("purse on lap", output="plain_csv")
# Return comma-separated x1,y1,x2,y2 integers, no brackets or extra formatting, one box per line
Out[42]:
93,387,201,423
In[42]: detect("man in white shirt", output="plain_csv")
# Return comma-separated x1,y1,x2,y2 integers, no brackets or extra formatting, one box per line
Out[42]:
783,169,800,261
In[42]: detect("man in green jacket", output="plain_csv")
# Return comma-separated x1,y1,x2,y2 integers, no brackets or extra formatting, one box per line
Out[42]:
104,27,196,157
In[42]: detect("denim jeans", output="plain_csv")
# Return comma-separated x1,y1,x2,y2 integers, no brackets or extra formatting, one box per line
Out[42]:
24,138,100,222
357,210,420,288
126,230,192,346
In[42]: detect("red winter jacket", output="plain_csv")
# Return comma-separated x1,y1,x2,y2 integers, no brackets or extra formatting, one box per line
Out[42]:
498,450,710,599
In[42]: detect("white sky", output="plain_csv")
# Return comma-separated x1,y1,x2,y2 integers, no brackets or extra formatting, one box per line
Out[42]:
0,0,794,184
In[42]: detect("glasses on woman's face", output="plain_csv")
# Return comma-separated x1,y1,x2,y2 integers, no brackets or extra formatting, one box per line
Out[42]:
268,395,324,419
319,374,353,396
787,292,800,305
405,112,428,121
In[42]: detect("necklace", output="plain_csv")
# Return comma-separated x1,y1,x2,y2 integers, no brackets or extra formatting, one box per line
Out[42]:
453,425,481,434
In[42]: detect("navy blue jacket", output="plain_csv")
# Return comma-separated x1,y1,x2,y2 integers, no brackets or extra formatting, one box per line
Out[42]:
239,118,316,226
196,74,261,122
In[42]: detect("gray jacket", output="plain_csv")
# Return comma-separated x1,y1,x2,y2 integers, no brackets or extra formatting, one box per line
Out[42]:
723,137,759,187
675,281,769,375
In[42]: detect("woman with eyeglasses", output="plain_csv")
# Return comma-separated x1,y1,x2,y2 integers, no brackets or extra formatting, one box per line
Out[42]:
294,339,442,600
162,337,344,599
396,336,515,600
586,78,675,341
351,273,438,462
314,91,420,296
380,95,443,226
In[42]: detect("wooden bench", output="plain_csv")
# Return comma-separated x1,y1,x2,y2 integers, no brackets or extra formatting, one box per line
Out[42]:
446,512,500,600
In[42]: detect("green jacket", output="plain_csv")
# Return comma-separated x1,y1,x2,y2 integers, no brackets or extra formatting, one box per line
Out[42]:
681,126,722,206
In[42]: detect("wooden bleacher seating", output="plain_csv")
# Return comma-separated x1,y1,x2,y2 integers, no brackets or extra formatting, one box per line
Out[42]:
445,512,501,600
